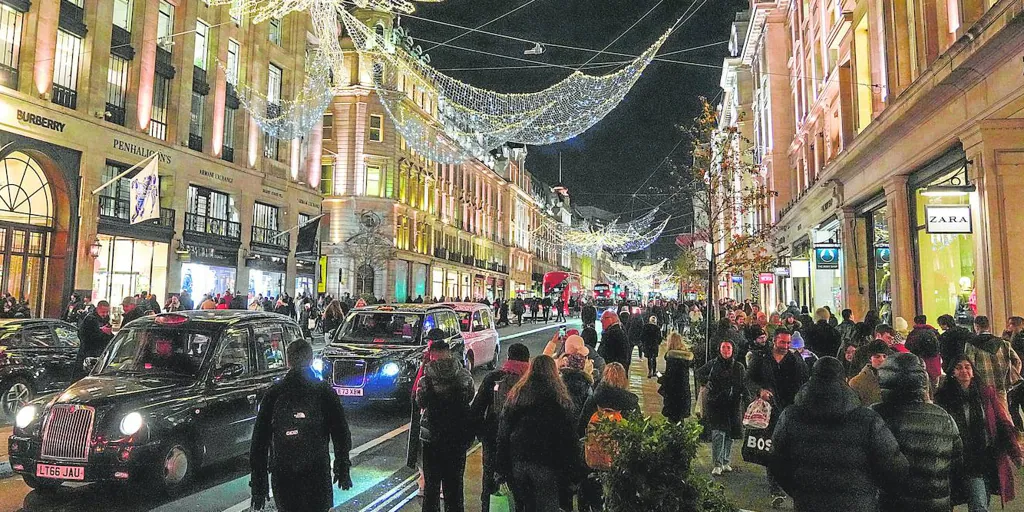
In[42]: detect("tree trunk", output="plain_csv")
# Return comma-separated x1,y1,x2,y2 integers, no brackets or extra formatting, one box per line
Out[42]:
705,247,717,363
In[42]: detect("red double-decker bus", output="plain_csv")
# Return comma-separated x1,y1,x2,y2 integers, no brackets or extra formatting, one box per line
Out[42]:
543,271,581,314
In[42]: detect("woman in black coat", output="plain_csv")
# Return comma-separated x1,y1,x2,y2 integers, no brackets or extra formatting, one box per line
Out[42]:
695,340,747,473
659,332,694,422
640,316,663,378
497,355,583,512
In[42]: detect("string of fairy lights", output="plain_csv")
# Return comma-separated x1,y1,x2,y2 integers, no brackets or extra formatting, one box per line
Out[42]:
604,258,678,297
529,207,670,256
209,0,683,166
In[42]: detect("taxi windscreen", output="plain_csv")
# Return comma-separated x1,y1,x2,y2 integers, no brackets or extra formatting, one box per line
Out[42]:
333,312,424,345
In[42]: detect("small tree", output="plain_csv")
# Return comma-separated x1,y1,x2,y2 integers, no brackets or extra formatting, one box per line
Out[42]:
675,99,775,353
342,212,395,299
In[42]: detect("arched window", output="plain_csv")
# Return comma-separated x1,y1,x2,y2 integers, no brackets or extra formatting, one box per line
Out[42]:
0,152,54,227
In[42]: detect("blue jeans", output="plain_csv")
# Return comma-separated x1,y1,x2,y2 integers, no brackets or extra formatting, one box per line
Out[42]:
711,430,732,467
967,477,990,512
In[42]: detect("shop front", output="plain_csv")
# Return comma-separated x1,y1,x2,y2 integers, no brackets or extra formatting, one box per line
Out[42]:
910,152,976,326
295,258,316,298
247,257,287,299
789,242,812,310
411,263,427,300
857,198,892,324
180,244,238,299
393,260,409,302
92,236,169,305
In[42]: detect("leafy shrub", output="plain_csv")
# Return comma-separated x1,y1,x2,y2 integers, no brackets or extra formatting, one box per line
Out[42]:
594,415,737,512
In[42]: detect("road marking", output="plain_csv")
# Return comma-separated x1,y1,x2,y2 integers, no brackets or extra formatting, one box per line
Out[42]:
499,321,577,342
383,488,418,512
358,474,418,512
351,424,410,458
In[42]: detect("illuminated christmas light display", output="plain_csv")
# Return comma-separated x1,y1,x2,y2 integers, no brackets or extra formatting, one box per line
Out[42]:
604,259,677,297
531,208,669,256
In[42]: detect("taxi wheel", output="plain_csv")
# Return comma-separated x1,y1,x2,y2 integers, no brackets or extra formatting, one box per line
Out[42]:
0,378,33,419
23,475,62,492
153,440,195,497
486,345,499,370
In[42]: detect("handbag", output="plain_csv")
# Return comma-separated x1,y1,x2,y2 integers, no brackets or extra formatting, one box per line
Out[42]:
741,398,775,467
742,398,772,429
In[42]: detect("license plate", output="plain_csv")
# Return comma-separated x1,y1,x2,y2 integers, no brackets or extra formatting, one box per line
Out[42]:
35,463,84,481
334,387,364,397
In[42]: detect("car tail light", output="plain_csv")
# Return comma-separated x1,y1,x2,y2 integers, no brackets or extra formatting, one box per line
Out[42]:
155,314,188,325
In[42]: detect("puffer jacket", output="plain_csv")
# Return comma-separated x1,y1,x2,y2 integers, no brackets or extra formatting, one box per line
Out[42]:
415,358,475,448
871,353,963,512
659,348,694,422
771,363,908,512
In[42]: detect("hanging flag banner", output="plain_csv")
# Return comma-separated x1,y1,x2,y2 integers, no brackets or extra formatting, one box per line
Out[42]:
296,217,321,256
129,157,160,224
759,273,775,284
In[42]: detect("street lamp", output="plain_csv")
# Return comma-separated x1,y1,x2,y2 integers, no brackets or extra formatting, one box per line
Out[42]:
88,239,102,258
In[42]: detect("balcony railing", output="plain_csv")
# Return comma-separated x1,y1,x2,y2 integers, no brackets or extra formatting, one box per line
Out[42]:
98,196,175,228
184,212,241,242
433,247,448,259
251,226,290,251
447,252,462,263
225,82,239,109
221,146,234,163
155,46,175,78
110,25,134,59
58,0,86,36
461,255,474,266
149,119,167,140
188,133,203,151
0,63,18,90
52,84,77,109
105,103,126,126
475,259,487,269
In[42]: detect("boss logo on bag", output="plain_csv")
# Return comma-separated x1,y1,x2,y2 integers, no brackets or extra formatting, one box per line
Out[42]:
746,436,772,451
286,429,299,436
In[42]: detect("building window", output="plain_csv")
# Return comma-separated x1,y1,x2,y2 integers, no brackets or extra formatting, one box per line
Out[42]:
52,30,82,109
222,107,235,161
365,165,381,197
264,64,282,160
369,114,383,142
112,0,132,31
322,113,333,139
189,91,204,151
157,0,173,50
231,10,242,26
269,17,281,45
226,39,240,85
0,5,24,89
194,20,209,70
253,203,280,231
149,74,169,139
105,56,129,125
320,161,334,195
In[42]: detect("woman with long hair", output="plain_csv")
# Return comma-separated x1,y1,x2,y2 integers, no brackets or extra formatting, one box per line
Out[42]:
659,332,695,422
322,300,346,339
497,355,583,512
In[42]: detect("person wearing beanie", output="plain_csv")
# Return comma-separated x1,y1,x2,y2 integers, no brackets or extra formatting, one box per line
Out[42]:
849,340,892,406
790,331,819,367
470,343,530,512
559,350,594,419
771,357,908,512
872,353,962,512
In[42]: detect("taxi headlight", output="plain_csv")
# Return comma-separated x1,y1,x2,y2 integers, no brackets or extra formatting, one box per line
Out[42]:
311,358,325,373
15,405,36,429
119,412,144,436
381,362,401,377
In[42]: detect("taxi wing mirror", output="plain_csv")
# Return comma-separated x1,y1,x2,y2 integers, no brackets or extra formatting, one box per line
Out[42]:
83,357,99,372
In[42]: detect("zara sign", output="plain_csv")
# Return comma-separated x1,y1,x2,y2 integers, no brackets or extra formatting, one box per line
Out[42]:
925,205,972,234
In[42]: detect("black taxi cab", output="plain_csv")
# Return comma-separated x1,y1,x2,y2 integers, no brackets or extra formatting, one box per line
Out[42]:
7,311,301,495
319,304,464,405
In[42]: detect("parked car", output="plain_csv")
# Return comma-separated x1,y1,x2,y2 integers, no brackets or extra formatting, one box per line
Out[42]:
319,304,465,406
0,319,80,419
8,311,303,495
442,302,500,370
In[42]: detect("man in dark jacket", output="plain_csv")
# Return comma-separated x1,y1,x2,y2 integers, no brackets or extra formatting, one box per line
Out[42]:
470,343,530,512
871,353,962,512
771,357,909,512
803,307,841,359
416,340,475,512
75,301,113,379
598,310,631,372
938,314,973,375
746,328,809,507
250,339,352,512
120,296,145,327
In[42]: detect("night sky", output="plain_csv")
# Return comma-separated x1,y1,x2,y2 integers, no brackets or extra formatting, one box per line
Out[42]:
402,0,747,255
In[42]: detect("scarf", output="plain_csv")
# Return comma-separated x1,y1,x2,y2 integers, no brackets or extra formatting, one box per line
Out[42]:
981,385,1023,505
501,359,530,376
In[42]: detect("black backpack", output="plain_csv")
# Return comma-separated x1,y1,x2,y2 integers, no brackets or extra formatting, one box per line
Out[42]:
490,371,520,420
270,387,326,473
